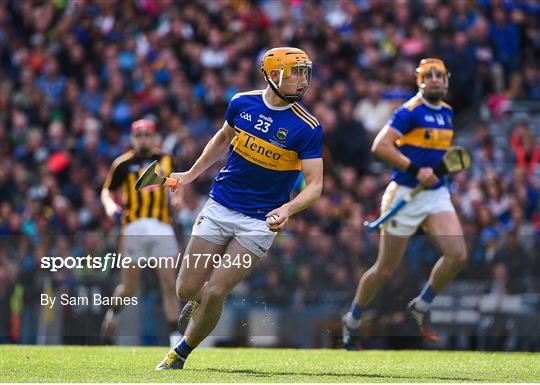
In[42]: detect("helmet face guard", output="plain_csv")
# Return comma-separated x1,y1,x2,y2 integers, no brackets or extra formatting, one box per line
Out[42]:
261,47,313,103
416,58,450,98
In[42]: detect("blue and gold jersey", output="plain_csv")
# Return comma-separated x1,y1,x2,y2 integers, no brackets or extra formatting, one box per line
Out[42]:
388,93,454,189
209,89,323,220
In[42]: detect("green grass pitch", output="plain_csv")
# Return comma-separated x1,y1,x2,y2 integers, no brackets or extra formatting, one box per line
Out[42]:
1,345,539,383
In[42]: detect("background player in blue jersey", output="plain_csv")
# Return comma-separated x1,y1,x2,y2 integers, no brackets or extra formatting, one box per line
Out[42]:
156,47,323,370
342,59,468,348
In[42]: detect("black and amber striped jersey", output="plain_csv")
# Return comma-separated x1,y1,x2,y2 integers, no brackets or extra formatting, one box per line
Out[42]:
103,150,175,224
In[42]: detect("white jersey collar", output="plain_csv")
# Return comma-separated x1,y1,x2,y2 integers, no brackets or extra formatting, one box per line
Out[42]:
263,88,293,111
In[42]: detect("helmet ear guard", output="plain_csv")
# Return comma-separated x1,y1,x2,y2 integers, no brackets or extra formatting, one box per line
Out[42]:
265,67,285,89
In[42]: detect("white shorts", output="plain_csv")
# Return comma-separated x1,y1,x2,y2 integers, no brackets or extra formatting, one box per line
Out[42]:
380,182,455,236
121,218,179,261
191,198,276,258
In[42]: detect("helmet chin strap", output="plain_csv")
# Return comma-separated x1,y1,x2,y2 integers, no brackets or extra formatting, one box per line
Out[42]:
264,69,301,103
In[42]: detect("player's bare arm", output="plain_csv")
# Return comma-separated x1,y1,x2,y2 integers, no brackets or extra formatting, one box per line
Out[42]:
100,188,122,217
372,125,439,187
169,122,236,189
266,157,323,232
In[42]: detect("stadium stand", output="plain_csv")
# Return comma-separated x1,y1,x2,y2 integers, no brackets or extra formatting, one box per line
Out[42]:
0,0,538,350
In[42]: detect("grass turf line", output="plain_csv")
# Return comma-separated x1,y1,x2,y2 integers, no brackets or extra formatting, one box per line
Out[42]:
1,345,539,383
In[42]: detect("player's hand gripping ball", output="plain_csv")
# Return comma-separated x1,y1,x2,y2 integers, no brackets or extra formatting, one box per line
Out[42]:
266,214,279,229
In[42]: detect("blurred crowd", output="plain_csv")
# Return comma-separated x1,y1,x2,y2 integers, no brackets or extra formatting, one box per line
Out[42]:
1,0,540,343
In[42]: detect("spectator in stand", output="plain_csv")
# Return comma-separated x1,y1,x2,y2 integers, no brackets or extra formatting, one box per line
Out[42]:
490,7,522,79
353,80,393,139
511,121,540,178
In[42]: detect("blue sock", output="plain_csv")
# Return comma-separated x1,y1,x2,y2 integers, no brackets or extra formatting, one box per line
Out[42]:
173,338,193,359
350,304,364,321
418,284,438,304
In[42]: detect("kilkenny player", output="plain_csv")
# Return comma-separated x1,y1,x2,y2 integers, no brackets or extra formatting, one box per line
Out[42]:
101,119,180,345
156,47,323,370
342,59,468,348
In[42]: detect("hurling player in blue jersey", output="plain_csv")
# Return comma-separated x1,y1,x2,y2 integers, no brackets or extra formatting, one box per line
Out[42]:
342,58,467,348
156,47,323,370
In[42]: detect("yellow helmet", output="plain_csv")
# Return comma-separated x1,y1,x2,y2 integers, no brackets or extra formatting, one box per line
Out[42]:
261,47,312,103
416,58,450,89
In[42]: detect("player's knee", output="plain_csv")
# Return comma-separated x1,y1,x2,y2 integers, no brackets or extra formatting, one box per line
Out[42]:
451,247,468,267
202,285,227,304
176,281,201,301
444,240,467,267
375,266,395,282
